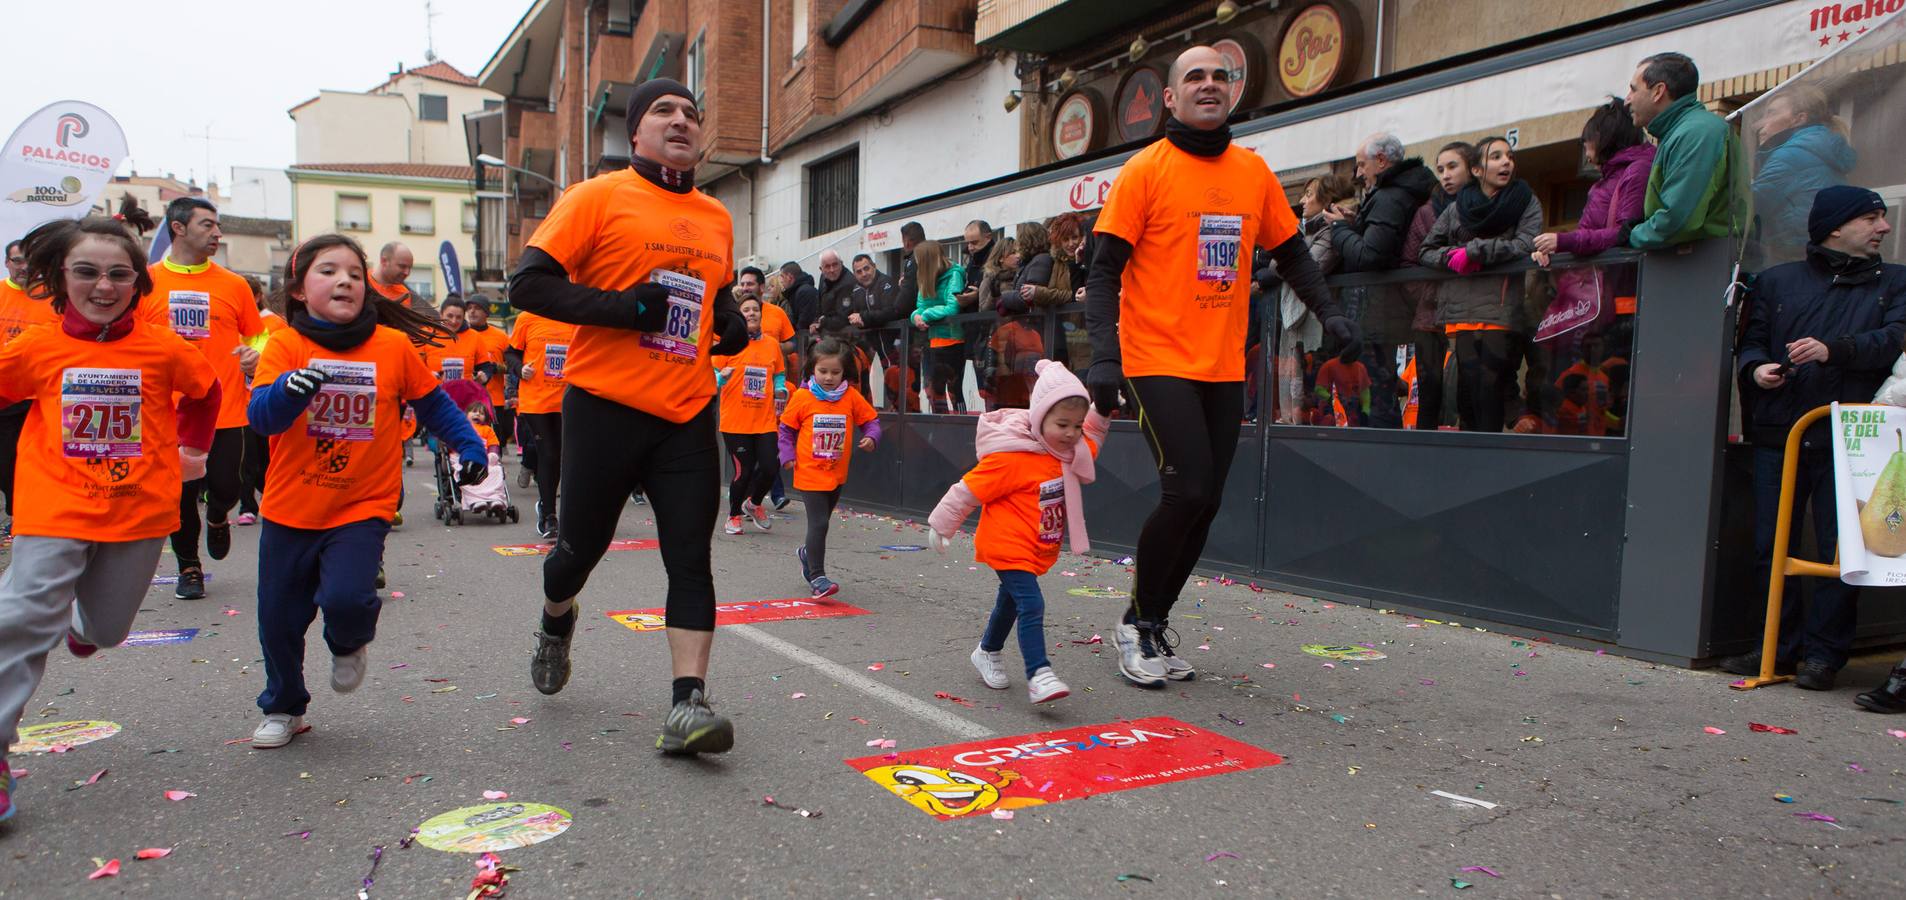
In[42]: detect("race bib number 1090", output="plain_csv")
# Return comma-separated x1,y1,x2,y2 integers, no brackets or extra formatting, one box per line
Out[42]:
1196,214,1243,283
168,290,212,340
60,368,142,459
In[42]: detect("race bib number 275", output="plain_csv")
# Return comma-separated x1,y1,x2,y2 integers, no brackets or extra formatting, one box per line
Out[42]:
61,368,142,459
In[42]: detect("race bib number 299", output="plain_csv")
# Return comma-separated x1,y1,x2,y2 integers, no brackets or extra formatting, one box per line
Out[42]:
1196,214,1243,282
306,358,377,441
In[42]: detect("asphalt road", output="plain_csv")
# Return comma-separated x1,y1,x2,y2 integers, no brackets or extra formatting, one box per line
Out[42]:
3,458,1905,898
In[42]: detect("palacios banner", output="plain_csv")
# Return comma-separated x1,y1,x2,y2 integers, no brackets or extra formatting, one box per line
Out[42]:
1829,401,1906,586
0,101,128,247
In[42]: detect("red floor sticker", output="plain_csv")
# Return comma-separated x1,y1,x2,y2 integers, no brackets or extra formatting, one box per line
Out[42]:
492,539,658,557
606,597,871,632
846,716,1281,820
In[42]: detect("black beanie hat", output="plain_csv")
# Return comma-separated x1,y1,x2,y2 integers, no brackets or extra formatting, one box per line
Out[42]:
625,78,697,139
1808,184,1886,245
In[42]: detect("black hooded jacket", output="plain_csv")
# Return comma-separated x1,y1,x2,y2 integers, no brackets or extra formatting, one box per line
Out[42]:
1332,157,1438,273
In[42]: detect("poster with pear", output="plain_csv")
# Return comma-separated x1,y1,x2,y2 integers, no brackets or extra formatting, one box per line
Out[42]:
1830,402,1906,585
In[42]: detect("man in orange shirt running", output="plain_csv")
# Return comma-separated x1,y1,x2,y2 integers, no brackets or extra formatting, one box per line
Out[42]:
140,198,264,600
1085,45,1358,686
370,242,437,315
510,78,749,755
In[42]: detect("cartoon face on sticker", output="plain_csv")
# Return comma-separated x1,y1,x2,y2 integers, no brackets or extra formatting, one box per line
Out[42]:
1301,644,1387,661
617,612,667,632
862,764,1013,817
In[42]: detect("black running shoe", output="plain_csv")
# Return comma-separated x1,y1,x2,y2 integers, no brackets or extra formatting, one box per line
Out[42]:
175,568,206,600
530,627,573,695
206,520,232,561
657,688,734,755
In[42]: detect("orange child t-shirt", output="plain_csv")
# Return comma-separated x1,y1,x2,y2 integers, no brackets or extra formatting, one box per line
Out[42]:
253,325,442,530
779,386,877,491
139,258,264,428
759,302,795,344
472,423,499,449
712,334,785,435
0,278,56,345
525,168,735,423
964,440,1104,576
468,323,511,406
1093,139,1299,382
509,311,580,416
0,320,217,541
421,327,495,384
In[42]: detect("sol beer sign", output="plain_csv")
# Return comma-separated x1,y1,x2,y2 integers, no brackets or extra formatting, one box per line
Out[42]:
1278,3,1358,99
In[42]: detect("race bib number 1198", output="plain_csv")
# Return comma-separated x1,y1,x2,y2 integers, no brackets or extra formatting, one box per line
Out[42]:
1196,214,1243,283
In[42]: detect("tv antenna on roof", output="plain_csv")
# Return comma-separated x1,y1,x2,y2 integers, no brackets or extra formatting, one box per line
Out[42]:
424,0,440,62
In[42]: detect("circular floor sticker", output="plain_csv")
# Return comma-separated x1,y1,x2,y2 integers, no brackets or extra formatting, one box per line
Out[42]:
10,720,121,753
1302,644,1387,661
415,802,573,853
880,544,925,552
1067,586,1129,599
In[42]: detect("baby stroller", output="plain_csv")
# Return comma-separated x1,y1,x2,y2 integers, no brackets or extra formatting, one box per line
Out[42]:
433,379,519,526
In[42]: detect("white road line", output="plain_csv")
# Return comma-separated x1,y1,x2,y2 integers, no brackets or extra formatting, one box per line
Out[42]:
727,624,995,739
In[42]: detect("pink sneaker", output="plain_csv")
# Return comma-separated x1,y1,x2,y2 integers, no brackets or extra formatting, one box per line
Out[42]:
66,631,98,658
234,512,258,526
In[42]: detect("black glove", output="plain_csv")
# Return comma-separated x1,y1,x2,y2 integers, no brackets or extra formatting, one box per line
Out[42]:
1086,359,1124,416
1324,316,1362,364
711,307,748,356
456,457,488,486
625,282,673,332
282,367,329,401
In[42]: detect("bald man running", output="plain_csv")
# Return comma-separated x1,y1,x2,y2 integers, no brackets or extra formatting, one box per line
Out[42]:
1086,45,1359,686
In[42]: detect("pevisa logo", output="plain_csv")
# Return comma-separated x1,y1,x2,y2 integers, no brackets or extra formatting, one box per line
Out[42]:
951,727,1178,767
56,113,89,148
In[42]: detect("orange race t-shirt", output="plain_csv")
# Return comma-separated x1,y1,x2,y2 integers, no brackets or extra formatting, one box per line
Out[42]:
508,311,580,416
760,302,794,343
472,423,499,449
713,334,785,435
0,278,56,345
139,258,264,429
260,311,290,334
468,323,511,406
525,168,735,423
779,386,877,491
964,440,1101,576
0,320,217,541
421,327,496,384
253,326,442,530
369,276,413,307
1094,139,1299,382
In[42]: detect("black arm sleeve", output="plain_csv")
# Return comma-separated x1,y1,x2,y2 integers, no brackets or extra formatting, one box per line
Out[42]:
1084,235,1132,366
1269,233,1344,321
503,347,525,379
710,283,748,356
508,247,655,329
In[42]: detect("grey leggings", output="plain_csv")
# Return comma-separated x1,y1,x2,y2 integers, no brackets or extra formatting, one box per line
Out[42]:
801,487,841,577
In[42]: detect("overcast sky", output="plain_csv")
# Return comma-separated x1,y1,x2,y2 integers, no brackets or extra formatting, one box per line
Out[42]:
0,0,529,186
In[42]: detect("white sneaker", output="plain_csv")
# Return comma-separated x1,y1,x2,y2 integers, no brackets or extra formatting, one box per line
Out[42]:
1156,622,1195,681
1027,667,1070,703
970,646,1009,690
331,645,368,693
252,713,304,749
1114,622,1168,686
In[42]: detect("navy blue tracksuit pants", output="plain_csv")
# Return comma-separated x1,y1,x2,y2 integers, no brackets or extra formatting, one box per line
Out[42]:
257,517,390,716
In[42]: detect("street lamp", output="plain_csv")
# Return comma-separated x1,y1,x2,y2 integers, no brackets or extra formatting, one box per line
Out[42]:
475,153,559,190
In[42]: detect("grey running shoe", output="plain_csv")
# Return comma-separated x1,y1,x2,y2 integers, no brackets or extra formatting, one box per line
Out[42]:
1156,622,1195,681
175,568,206,600
1115,621,1168,686
530,626,573,695
657,688,734,755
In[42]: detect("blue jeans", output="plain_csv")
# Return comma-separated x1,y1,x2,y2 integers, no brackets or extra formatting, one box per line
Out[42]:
256,517,390,715
1752,445,1856,668
980,570,1050,677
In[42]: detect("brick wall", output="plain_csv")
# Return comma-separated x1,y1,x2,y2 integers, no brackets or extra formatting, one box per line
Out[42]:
833,0,977,114
767,0,844,151
692,0,764,166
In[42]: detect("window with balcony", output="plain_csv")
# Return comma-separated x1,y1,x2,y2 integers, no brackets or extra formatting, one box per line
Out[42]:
805,148,858,238
685,34,705,102
419,93,448,122
336,194,371,231
401,198,435,235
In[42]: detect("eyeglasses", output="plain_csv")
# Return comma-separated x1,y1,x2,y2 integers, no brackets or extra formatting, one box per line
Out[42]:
65,264,140,286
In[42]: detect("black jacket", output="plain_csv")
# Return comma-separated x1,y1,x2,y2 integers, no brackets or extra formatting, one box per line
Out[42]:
846,273,899,327
784,272,821,332
865,257,917,328
1332,157,1437,273
816,273,855,333
1738,245,1906,447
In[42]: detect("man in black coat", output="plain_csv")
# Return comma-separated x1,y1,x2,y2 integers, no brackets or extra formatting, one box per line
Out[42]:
1325,133,1438,428
779,261,821,333
1723,186,1905,690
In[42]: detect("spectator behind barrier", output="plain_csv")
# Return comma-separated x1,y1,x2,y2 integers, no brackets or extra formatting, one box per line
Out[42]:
1726,186,1904,691
1326,132,1437,429
1624,52,1742,249
1276,174,1358,424
1751,84,1856,266
1401,141,1477,430
778,260,821,333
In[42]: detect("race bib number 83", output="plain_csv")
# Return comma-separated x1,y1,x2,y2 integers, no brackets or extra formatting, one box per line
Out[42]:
642,270,706,361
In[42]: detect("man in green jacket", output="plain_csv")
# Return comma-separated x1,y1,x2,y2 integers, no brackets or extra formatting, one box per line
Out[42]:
1624,52,1743,249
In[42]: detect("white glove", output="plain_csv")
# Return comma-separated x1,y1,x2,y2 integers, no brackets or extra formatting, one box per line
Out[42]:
180,447,208,482
928,530,953,554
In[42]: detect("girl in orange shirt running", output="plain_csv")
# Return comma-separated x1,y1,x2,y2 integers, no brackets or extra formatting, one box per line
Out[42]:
779,338,880,597
0,208,221,822
927,361,1108,704
715,295,785,535
244,234,487,749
